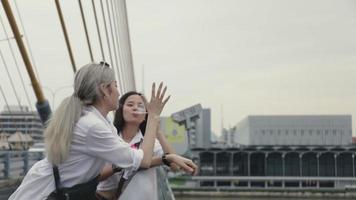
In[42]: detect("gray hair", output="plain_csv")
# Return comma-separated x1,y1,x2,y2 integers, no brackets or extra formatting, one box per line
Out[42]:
45,62,115,165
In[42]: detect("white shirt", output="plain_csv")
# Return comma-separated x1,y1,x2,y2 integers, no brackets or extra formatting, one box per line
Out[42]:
9,106,143,200
97,131,164,200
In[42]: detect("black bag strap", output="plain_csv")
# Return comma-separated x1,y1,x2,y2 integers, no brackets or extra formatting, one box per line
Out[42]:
52,165,62,192
116,139,142,197
116,174,126,197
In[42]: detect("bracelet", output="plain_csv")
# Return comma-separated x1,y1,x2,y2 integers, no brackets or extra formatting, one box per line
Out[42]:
162,154,171,167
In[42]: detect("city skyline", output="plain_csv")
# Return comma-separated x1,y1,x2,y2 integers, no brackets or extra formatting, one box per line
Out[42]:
0,0,356,135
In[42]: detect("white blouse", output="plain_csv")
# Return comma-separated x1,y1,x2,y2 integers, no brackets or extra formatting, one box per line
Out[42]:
97,131,164,200
9,106,143,200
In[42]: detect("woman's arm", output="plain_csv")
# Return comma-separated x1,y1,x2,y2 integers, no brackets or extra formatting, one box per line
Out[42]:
98,165,112,181
140,83,170,168
148,156,164,167
156,130,181,171
157,130,176,154
139,115,159,168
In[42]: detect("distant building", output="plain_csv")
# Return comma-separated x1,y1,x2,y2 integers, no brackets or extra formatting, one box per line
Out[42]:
8,131,34,150
233,115,352,146
219,127,238,147
192,115,355,190
193,108,212,148
160,107,212,154
159,117,188,155
0,132,10,150
0,105,44,142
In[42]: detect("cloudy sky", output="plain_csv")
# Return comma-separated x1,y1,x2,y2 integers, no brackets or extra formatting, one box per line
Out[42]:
1,0,356,135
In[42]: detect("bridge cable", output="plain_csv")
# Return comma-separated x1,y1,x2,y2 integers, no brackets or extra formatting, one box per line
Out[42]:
114,0,136,91
13,0,42,86
112,0,128,92
0,14,33,111
0,85,12,116
0,85,21,133
0,49,23,110
103,0,120,89
105,0,124,93
112,0,130,92
115,1,130,90
78,0,94,62
54,0,77,73
91,0,105,61
99,0,114,68
121,0,137,91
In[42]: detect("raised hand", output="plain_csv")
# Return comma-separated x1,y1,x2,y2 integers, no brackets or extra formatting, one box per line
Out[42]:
146,82,170,117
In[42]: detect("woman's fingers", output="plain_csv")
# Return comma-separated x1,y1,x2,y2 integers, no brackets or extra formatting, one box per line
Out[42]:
156,82,163,99
172,156,198,175
147,82,169,114
160,86,167,100
181,158,198,175
169,163,180,172
178,162,194,174
151,82,156,102
187,161,198,175
162,95,171,107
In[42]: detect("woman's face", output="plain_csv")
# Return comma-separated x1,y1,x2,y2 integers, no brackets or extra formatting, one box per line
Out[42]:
122,94,146,125
107,81,120,111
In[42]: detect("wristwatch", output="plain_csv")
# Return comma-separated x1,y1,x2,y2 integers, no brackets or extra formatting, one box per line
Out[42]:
112,164,122,173
162,154,171,166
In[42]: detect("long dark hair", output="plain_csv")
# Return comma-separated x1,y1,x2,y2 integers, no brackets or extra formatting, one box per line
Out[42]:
113,91,148,135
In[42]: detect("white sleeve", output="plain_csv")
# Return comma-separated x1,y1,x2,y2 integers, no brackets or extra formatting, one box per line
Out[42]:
153,139,164,157
122,139,163,179
85,122,143,171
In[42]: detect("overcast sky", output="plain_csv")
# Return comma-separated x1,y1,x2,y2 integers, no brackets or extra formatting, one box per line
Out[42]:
1,0,356,135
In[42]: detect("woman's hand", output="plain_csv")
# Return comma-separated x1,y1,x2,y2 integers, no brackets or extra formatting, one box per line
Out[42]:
146,82,170,117
169,162,180,172
166,154,198,175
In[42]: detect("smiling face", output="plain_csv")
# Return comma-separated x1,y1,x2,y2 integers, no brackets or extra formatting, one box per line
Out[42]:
122,94,146,125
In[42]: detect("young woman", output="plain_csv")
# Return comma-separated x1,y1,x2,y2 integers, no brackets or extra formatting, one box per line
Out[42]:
9,63,175,200
96,91,197,200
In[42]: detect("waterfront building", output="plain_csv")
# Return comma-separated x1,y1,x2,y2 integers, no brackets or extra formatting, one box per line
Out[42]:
233,115,352,145
192,115,355,189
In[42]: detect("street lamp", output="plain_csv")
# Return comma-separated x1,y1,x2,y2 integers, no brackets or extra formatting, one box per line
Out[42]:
41,85,72,109
0,35,22,42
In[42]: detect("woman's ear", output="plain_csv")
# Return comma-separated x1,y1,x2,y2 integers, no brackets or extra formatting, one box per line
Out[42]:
99,83,109,98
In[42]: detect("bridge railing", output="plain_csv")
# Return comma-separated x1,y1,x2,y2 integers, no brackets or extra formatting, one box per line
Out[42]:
0,151,44,179
156,166,175,200
0,151,176,199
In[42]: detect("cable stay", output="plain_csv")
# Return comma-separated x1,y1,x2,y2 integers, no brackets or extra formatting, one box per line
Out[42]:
91,0,105,61
0,14,33,111
0,49,24,110
78,0,94,62
13,0,42,86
